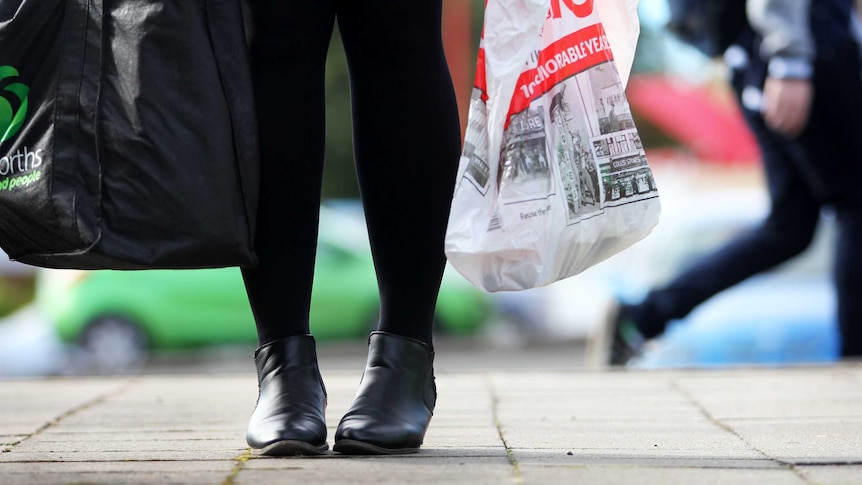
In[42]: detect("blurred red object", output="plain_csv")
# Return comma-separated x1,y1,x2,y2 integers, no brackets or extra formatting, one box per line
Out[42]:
627,75,760,165
443,0,474,140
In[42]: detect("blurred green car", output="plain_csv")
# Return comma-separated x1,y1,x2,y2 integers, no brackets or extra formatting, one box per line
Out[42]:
35,207,490,367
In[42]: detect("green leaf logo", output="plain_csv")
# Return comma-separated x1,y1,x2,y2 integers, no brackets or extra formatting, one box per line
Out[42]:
0,66,29,143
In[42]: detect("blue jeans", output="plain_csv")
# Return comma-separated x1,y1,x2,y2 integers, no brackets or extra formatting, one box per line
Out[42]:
629,2,862,357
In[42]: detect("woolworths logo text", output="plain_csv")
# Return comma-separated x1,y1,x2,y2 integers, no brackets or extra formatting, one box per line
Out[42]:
0,66,29,143
0,65,41,193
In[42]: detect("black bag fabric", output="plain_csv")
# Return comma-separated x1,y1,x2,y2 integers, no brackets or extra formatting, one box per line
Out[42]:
666,0,748,57
0,0,259,269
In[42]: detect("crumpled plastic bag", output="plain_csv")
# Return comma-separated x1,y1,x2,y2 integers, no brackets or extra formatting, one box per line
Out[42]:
445,0,660,292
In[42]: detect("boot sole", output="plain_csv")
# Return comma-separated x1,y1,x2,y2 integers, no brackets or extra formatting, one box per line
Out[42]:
254,440,330,456
333,439,419,455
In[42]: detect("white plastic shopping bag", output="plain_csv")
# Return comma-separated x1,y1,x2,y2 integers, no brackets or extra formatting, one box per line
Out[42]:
445,0,660,292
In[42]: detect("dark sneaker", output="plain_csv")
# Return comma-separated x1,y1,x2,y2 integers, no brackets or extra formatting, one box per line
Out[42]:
587,303,646,367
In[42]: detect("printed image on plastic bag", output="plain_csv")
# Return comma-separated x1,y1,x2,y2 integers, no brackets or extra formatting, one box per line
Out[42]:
498,107,552,203
492,56,657,224
461,89,492,195
547,85,600,221
582,66,657,206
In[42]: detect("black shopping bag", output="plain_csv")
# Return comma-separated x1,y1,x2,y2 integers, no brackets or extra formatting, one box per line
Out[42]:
0,0,259,269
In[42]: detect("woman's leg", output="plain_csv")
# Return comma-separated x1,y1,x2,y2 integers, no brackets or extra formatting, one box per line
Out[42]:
241,0,337,456
332,0,461,454
241,1,337,347
335,0,462,346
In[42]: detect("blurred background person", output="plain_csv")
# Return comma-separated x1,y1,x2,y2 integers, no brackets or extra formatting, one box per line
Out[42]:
593,0,862,365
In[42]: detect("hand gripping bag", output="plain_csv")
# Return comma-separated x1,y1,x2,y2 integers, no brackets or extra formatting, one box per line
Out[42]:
0,0,258,269
445,0,660,292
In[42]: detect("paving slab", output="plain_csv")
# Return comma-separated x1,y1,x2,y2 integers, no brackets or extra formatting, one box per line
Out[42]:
237,455,514,485
513,450,782,469
0,378,128,436
0,364,860,484
504,423,766,459
796,464,862,485
0,461,236,485
723,418,862,464
517,464,808,485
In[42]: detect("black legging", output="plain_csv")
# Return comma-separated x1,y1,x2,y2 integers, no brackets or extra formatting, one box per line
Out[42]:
240,1,462,347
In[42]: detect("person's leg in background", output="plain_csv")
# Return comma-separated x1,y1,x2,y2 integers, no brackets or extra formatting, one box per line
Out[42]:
605,0,862,364
834,209,862,357
332,0,462,454
796,0,862,357
597,47,822,366
241,0,338,456
607,120,821,364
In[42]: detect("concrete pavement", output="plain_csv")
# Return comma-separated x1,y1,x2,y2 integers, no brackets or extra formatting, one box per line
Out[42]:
1,354,861,484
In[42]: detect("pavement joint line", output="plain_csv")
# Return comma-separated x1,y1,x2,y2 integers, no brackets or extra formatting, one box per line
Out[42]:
668,378,814,484
793,461,862,467
488,374,523,485
222,447,252,485
1,377,138,454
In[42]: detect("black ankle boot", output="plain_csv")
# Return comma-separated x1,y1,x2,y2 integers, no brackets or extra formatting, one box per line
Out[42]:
247,335,329,455
333,331,436,455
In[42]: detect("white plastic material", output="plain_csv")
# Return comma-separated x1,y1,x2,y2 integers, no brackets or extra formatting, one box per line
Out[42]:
444,0,660,292
595,0,641,86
